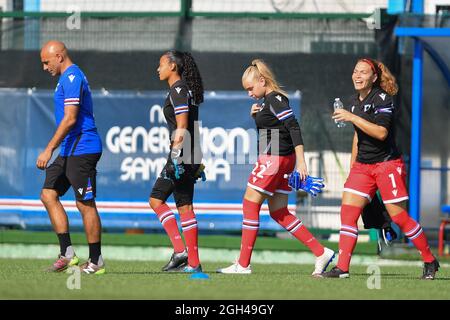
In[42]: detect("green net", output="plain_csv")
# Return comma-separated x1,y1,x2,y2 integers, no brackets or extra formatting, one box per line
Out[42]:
1,13,376,53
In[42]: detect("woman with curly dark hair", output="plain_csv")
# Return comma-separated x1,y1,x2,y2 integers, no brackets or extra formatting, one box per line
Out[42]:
149,50,204,273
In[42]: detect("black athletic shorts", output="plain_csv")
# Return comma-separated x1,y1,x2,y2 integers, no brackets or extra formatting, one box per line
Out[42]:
150,159,200,207
43,153,101,201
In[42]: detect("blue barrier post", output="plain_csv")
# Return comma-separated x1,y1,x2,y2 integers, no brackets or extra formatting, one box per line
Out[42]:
409,0,424,222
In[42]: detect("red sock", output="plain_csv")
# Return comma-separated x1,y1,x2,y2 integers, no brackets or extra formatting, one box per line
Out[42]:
337,205,362,272
154,203,185,253
181,211,200,268
270,207,324,257
391,211,434,263
238,199,262,268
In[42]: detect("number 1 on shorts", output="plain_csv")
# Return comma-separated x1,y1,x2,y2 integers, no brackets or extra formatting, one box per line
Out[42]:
388,173,397,189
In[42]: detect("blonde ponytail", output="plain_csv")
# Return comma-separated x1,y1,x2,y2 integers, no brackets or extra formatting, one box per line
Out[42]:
242,59,288,96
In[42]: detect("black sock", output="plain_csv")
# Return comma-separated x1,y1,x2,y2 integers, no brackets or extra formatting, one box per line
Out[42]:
57,233,72,257
89,242,101,265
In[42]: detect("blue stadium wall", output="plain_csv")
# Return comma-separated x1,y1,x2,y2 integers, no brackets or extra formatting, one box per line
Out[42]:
0,89,300,232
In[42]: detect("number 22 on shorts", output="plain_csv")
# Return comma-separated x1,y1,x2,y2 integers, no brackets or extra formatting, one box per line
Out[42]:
251,160,273,179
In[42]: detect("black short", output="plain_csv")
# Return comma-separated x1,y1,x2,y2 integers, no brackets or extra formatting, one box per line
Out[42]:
150,160,199,207
43,153,101,201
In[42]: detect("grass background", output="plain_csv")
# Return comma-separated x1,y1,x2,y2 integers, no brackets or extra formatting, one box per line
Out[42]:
0,259,449,300
1,230,448,300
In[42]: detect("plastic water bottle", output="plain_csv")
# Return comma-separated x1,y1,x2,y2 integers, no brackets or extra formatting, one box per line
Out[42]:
333,98,346,128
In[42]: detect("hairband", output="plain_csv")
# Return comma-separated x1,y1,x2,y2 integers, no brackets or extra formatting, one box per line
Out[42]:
360,58,377,74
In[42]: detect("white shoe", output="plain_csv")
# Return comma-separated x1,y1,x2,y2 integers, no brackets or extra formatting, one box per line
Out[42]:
80,255,106,275
312,247,335,276
217,261,252,274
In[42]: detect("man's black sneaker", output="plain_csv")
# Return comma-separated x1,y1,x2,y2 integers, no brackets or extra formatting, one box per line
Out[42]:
162,250,188,272
422,259,439,280
320,266,350,278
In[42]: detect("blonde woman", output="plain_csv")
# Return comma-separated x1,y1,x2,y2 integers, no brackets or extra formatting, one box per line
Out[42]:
322,58,439,279
217,59,334,275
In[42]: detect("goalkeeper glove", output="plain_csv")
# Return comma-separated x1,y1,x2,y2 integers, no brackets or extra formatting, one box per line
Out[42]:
193,164,207,183
286,172,325,197
169,147,184,180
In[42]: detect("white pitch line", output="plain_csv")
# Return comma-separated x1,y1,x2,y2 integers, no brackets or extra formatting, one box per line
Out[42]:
0,244,447,268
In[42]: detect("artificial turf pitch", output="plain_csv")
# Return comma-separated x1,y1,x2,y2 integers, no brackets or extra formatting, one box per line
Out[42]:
0,230,448,300
0,259,449,300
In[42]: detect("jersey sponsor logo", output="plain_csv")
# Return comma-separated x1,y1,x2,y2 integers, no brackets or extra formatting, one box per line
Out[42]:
275,95,282,102
175,87,182,94
68,74,76,83
379,93,386,101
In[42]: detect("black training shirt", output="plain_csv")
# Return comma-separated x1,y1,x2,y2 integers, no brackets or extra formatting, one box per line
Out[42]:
347,87,400,164
163,79,201,164
254,91,303,156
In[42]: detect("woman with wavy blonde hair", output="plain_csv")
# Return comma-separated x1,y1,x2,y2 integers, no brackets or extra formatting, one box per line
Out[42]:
322,58,439,279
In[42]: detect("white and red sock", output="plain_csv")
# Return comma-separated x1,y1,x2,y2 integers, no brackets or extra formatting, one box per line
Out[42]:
336,204,362,272
270,207,324,257
391,211,434,263
238,199,262,268
154,203,185,253
181,211,200,268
